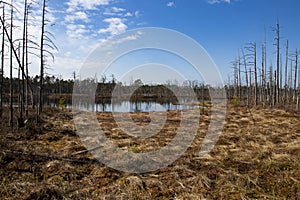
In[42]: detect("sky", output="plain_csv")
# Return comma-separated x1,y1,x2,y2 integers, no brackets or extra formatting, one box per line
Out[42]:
9,0,300,84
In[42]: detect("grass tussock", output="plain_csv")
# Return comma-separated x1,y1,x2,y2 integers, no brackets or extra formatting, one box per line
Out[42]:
0,106,299,199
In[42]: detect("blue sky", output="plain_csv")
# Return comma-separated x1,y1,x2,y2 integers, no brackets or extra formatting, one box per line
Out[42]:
40,0,300,83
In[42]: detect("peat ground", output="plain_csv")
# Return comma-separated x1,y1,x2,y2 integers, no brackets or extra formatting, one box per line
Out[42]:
0,106,299,199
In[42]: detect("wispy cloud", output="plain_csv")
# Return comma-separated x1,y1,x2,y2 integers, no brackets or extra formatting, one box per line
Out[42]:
103,6,130,17
98,18,128,36
111,6,126,12
66,0,112,12
208,0,231,4
66,24,89,39
65,11,89,23
167,2,175,7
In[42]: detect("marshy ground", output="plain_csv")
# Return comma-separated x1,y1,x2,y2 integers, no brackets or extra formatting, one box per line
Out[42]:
0,106,299,199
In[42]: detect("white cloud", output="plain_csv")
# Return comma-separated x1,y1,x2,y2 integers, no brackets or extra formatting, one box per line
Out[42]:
103,6,132,17
65,11,89,23
111,7,126,12
66,24,89,39
124,12,133,17
167,2,175,7
98,18,128,36
66,0,112,12
208,0,231,4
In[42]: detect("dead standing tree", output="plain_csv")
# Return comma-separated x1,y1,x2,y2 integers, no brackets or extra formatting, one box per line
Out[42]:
284,40,289,103
38,0,57,115
241,48,249,107
38,0,46,115
293,49,298,102
273,19,281,105
0,0,37,126
9,0,13,128
244,42,258,106
0,5,5,118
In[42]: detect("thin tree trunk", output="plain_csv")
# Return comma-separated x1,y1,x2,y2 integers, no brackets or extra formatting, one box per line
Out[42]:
25,5,29,116
22,0,27,118
38,0,46,115
238,55,242,100
263,28,267,107
269,64,273,107
249,69,252,106
280,53,282,103
284,40,289,103
254,42,258,106
241,49,249,107
293,49,298,102
18,42,21,118
0,6,4,118
262,43,266,108
275,19,280,105
9,1,13,128
289,61,293,102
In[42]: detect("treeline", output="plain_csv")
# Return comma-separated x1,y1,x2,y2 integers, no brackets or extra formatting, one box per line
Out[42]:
0,0,56,128
229,20,299,110
0,75,213,103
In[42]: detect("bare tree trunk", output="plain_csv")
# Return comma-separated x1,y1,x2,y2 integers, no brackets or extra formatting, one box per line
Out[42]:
274,70,277,107
9,1,13,128
241,49,249,107
25,6,29,116
293,49,298,102
233,60,238,97
38,0,46,115
0,6,4,118
262,43,266,108
254,42,258,106
284,40,289,103
275,19,280,105
263,28,267,107
249,69,252,106
22,0,27,118
280,53,283,103
18,42,21,116
238,55,242,100
269,64,273,107
289,61,293,103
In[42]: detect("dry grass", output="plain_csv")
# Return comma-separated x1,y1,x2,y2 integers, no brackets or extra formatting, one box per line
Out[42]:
0,106,299,199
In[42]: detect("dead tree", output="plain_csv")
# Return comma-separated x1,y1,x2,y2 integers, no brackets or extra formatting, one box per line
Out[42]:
274,19,281,105
280,53,283,102
294,49,298,102
38,0,57,115
0,5,4,118
238,54,242,99
245,42,258,106
261,42,267,107
20,0,28,119
254,43,258,106
9,0,13,128
25,2,29,116
288,61,293,102
284,40,289,103
241,48,249,106
0,1,34,127
38,0,46,115
269,64,273,107
232,59,238,98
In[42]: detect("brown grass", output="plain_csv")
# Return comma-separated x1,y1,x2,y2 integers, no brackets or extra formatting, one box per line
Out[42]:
0,106,299,199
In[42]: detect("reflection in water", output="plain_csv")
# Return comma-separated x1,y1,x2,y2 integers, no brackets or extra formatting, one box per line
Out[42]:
52,98,200,113
70,101,199,112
